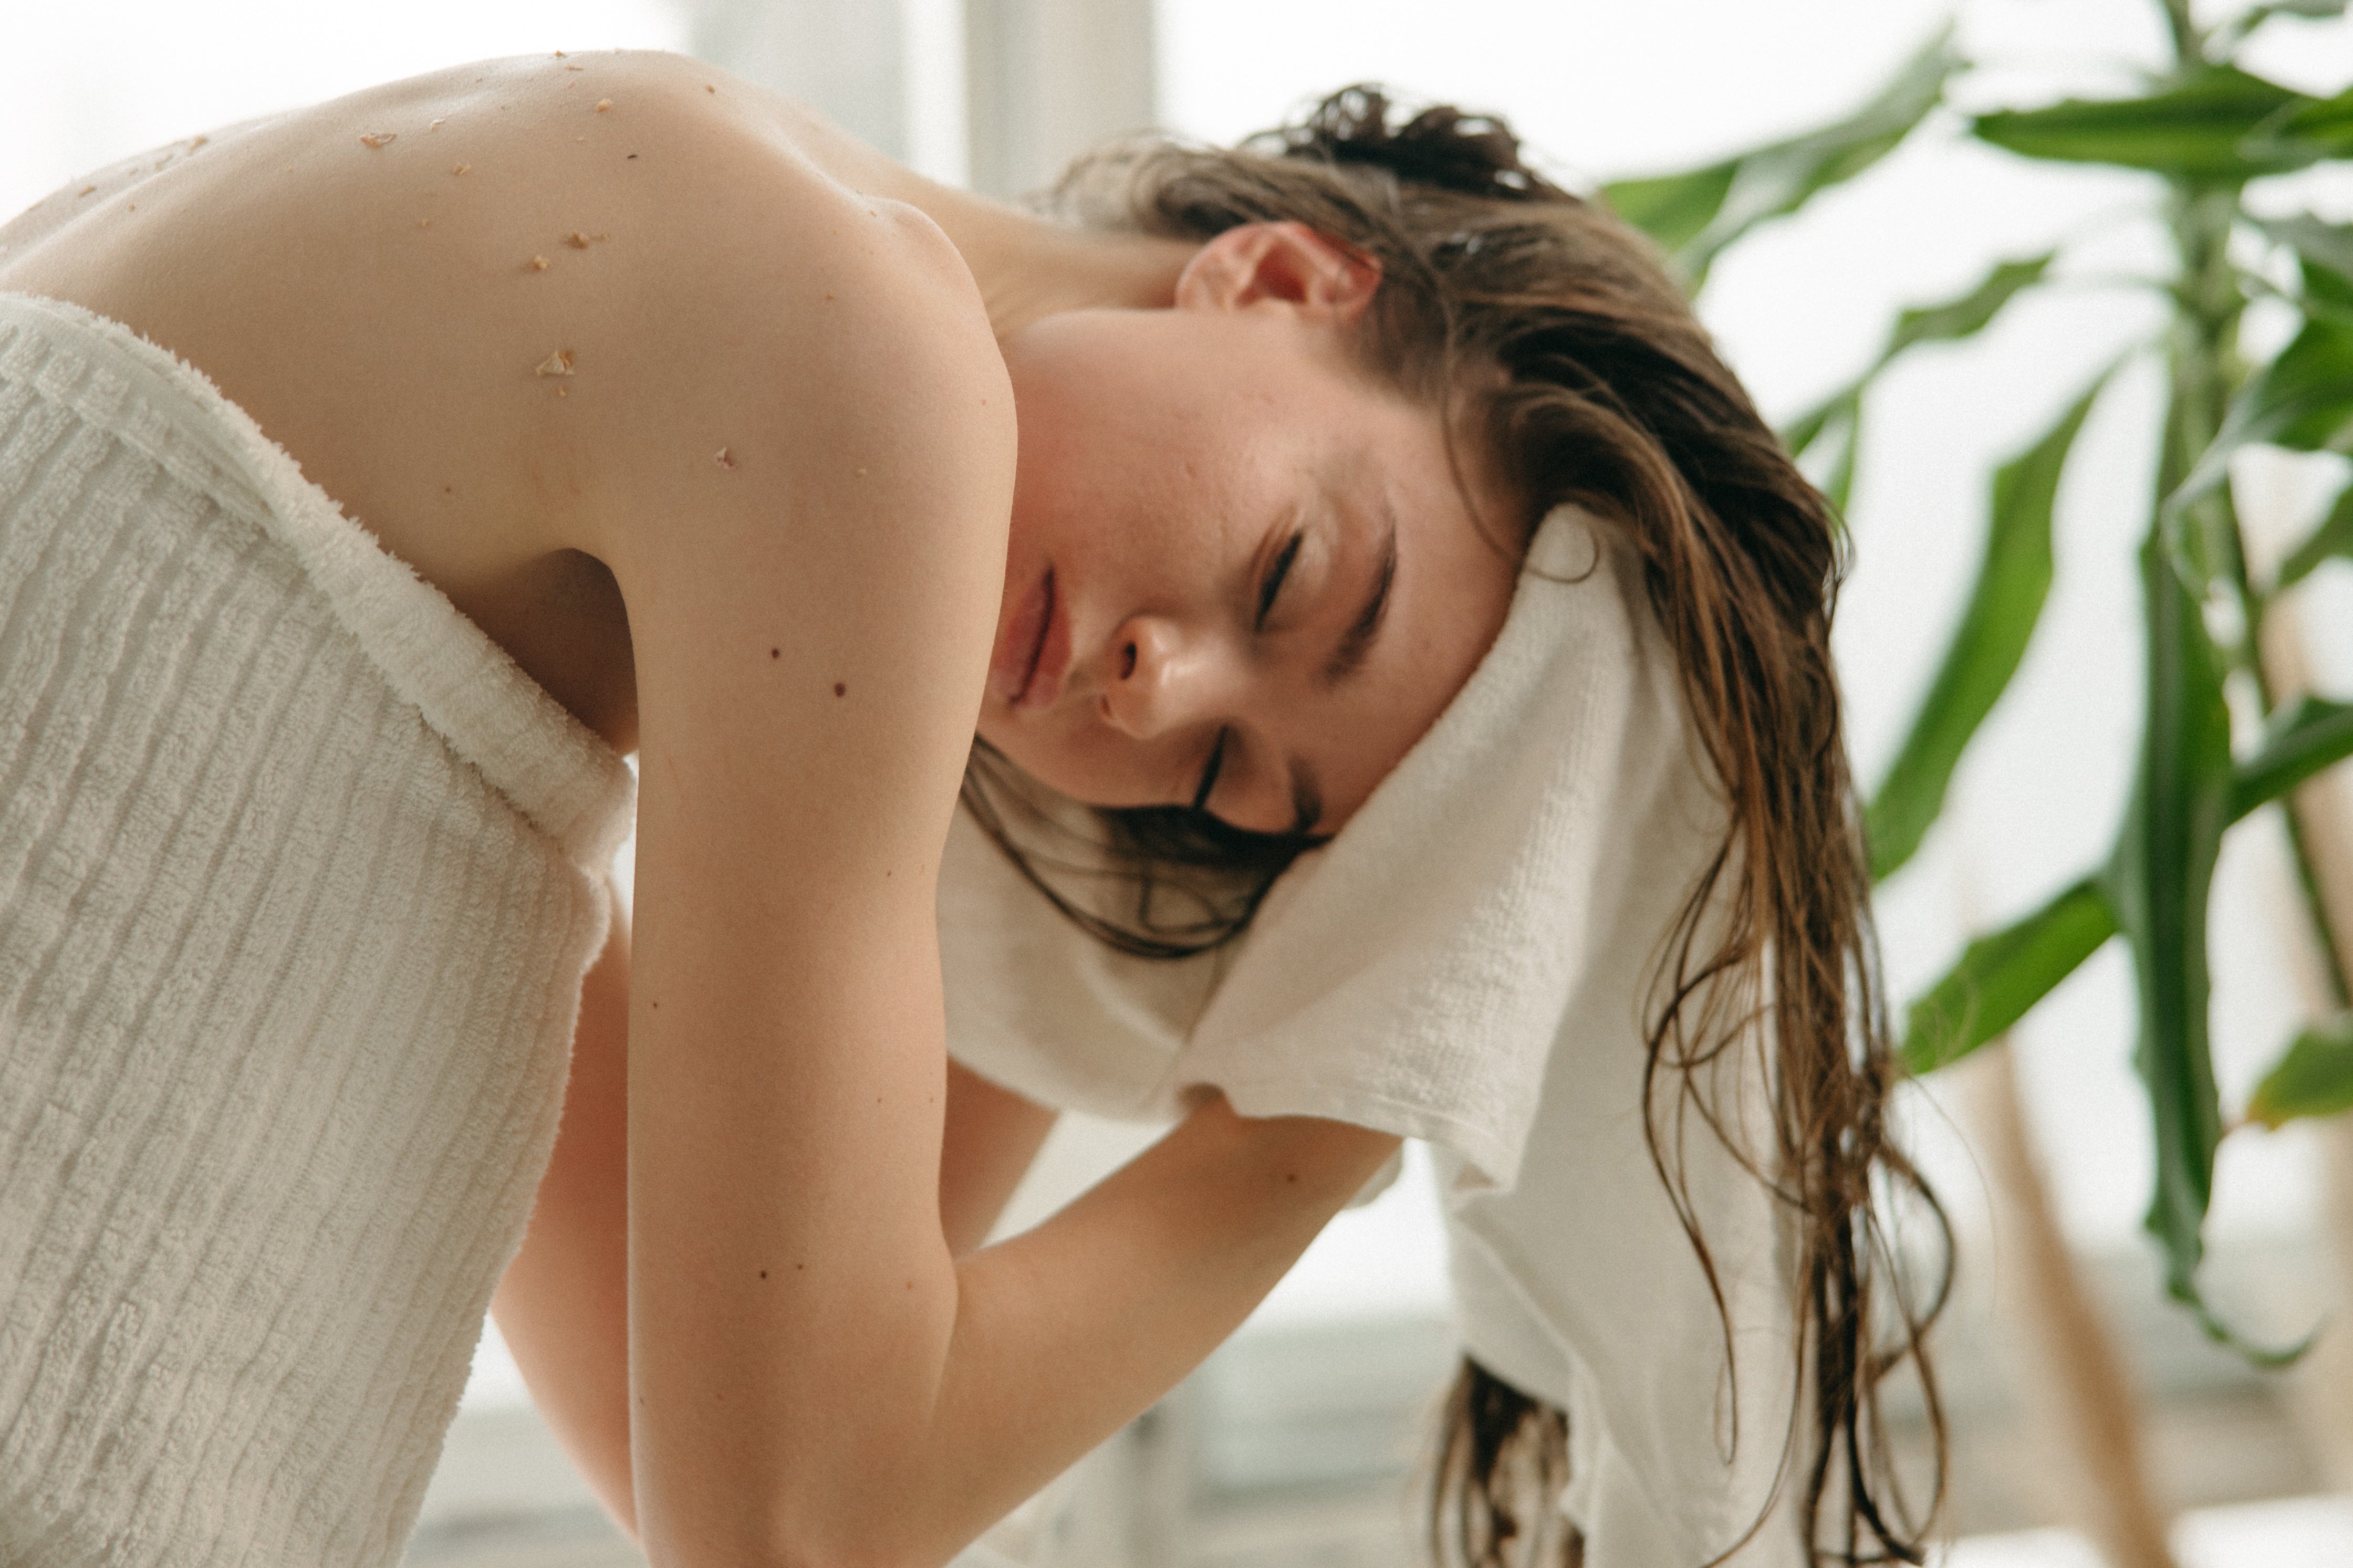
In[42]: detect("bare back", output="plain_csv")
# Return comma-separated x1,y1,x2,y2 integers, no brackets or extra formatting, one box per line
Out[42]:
0,51,996,754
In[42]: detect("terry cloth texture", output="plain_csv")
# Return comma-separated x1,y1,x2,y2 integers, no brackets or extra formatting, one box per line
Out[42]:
0,291,636,1567
939,505,1806,1565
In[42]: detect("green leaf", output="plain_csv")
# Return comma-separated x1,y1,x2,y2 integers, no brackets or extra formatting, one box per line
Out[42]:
2104,534,2235,1310
2175,307,2353,506
2253,82,2353,163
2230,312,2353,454
1899,878,2117,1075
1820,402,1861,521
1688,27,1956,277
1610,25,1958,288
2251,1013,2353,1128
2308,252,2353,315
1602,161,1738,255
1972,66,2311,182
2216,0,2351,51
2275,482,2353,589
2229,694,2353,817
1780,390,1862,522
2252,215,2353,296
1779,254,2056,537
1897,692,2353,1077
1867,372,2108,881
1884,253,2058,359
1782,388,1856,460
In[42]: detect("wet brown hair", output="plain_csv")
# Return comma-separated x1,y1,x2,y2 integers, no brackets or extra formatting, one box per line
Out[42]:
963,86,1950,1564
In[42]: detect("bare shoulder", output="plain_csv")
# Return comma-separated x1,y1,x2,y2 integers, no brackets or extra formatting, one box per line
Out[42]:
589,76,1015,890
567,58,1016,569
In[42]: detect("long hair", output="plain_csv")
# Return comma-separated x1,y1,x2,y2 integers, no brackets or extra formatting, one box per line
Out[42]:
971,86,1950,1564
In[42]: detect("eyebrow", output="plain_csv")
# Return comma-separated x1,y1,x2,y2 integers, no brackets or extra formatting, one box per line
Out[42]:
1321,508,1399,687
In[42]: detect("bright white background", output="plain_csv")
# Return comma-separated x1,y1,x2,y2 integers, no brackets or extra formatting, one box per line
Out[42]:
5,0,2350,1372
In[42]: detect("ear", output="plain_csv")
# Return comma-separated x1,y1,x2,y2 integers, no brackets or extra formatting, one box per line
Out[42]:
1173,222,1380,325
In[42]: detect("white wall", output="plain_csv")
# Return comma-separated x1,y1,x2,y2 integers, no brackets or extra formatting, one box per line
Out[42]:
0,1,693,222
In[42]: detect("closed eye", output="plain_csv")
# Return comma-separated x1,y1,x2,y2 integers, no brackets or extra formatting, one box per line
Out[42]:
1256,531,1305,632
1190,726,1230,812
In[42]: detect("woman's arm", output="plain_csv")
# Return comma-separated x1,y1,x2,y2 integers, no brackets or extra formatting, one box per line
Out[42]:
576,116,1396,1567
492,890,1061,1540
937,1062,1058,1259
502,864,1392,1568
492,885,638,1534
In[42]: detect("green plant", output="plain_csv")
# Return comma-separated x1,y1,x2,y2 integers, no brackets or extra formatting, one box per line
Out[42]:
1603,3,2353,1351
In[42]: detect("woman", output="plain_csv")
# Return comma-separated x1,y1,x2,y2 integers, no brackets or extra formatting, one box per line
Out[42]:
0,50,1936,1568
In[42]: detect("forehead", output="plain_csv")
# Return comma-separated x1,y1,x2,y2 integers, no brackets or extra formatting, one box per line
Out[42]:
1297,425,1523,831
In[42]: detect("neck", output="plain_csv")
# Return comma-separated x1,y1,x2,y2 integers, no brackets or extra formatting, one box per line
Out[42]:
765,98,1196,338
948,208,1197,339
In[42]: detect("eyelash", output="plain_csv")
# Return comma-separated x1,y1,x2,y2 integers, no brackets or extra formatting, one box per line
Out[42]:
1194,530,1304,813
1190,727,1229,812
1257,530,1305,631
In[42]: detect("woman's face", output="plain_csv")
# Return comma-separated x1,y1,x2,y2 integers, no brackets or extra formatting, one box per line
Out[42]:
976,224,1522,836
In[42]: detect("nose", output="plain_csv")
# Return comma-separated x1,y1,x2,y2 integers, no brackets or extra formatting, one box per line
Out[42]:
1097,614,1234,740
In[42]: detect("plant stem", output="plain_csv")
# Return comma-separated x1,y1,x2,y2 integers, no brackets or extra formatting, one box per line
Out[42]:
2159,0,2203,72
2162,175,2353,1006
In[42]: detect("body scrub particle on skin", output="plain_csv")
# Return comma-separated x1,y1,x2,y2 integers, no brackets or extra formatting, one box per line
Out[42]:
358,133,396,149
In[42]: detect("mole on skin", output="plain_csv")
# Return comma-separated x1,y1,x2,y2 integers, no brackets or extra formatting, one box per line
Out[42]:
833,682,846,697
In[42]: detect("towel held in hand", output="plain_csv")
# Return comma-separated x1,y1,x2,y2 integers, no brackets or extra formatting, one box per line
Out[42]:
940,504,1809,1564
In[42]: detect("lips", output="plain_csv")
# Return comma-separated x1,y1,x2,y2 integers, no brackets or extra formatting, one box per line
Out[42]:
990,567,1070,710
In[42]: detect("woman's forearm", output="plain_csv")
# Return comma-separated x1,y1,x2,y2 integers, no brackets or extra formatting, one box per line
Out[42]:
496,895,1050,1547
630,1080,1391,1568
918,1101,1398,1560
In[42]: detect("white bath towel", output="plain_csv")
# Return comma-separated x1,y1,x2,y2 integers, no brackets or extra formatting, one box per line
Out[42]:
0,292,635,1566
940,505,1808,1563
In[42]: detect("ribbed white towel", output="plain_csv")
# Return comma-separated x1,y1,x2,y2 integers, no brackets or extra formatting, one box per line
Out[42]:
940,504,1807,1563
0,291,634,1567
